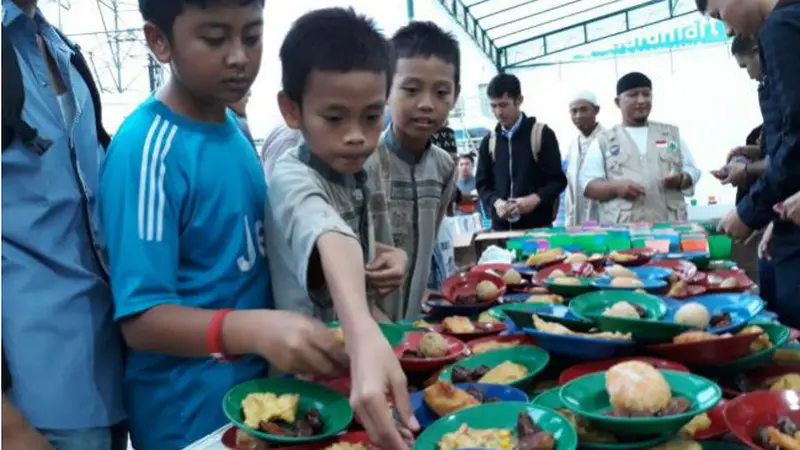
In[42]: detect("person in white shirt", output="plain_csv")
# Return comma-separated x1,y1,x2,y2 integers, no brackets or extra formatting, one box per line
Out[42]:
261,123,303,179
579,72,701,224
565,91,604,226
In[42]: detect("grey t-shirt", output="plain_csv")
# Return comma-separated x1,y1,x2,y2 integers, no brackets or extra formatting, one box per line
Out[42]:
265,145,379,321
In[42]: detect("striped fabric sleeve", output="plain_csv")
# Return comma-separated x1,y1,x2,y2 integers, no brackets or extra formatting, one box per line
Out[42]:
261,124,303,179
99,113,186,320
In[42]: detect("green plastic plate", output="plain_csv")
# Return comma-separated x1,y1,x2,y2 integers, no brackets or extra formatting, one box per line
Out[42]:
570,291,668,321
588,315,693,344
559,370,721,436
531,388,673,450
438,345,550,389
544,277,596,297
222,378,353,443
413,401,578,450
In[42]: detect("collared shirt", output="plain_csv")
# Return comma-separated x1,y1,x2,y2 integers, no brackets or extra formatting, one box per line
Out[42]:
738,0,800,234
366,128,456,320
500,114,524,139
265,144,377,321
1,1,124,429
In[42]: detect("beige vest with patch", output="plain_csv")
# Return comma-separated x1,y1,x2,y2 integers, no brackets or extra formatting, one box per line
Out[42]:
595,122,688,224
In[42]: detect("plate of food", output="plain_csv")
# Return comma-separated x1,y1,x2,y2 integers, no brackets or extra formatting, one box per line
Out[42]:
559,357,689,385
425,316,508,341
438,345,550,389
564,252,607,269
651,439,749,449
724,390,800,450
395,332,468,372
719,364,800,397
695,324,791,374
467,334,537,355
532,387,674,450
413,401,578,450
502,305,589,332
488,302,571,322
222,378,354,443
586,313,694,344
570,291,668,322
410,381,529,428
701,271,754,293
325,321,407,348
608,249,654,267
592,277,668,291
223,429,374,450
536,262,597,281
646,327,768,366
471,264,533,291
647,260,699,281
520,314,635,360
627,266,673,280
543,276,595,297
559,361,722,436
665,281,708,299
501,291,566,305
441,272,506,305
664,294,765,335
525,249,569,269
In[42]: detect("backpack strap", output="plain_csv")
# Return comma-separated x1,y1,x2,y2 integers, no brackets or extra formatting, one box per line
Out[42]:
54,28,111,149
530,121,545,163
488,132,497,161
2,26,53,153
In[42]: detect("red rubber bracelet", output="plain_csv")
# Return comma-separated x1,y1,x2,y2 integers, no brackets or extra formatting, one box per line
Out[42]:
207,309,240,362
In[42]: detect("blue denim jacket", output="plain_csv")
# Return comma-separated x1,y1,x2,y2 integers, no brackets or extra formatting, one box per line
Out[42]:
1,1,125,429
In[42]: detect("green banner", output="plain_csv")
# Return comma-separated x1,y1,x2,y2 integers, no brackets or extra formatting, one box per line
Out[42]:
572,19,729,61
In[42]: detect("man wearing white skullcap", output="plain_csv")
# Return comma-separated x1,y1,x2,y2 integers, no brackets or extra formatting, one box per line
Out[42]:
564,91,604,226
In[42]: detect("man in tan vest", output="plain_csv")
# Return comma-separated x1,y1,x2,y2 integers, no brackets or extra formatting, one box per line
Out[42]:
579,72,701,224
565,91,604,226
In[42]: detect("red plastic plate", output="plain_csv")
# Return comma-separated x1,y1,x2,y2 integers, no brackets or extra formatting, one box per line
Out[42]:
647,331,761,365
724,390,800,449
394,332,468,372
427,321,508,341
647,259,699,281
694,399,729,440
667,284,709,299
535,262,595,281
703,271,755,293
441,272,506,305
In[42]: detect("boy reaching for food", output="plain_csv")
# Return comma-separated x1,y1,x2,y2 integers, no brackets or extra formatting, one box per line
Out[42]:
98,1,350,449
366,21,460,320
264,8,418,450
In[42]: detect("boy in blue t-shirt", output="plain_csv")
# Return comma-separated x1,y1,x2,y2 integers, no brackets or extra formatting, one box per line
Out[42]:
99,1,348,449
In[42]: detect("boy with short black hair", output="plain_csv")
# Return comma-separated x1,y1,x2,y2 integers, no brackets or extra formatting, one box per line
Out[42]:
99,2,350,449
365,21,459,320
265,8,418,450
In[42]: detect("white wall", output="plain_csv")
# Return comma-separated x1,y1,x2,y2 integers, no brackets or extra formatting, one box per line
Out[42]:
507,43,761,206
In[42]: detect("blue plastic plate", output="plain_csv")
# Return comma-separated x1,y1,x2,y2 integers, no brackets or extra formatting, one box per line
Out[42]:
591,277,668,291
409,383,529,428
521,326,634,360
488,303,569,321
628,266,673,280
501,293,534,303
512,265,537,277
655,251,710,260
663,293,765,334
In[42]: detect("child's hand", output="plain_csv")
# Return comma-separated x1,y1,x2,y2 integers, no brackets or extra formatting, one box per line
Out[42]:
366,244,408,296
347,323,418,450
258,311,348,377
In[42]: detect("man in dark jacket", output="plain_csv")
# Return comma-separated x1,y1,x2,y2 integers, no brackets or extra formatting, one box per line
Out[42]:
475,73,567,231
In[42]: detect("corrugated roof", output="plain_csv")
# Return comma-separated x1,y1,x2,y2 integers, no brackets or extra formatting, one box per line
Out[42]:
438,0,698,69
